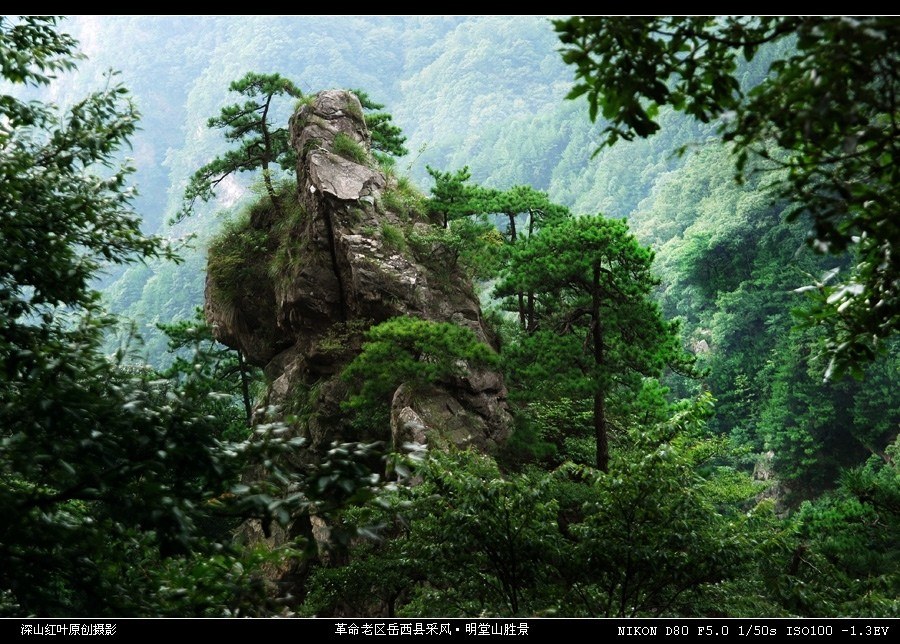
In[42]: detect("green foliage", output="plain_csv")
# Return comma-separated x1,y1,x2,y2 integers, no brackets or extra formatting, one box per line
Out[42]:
423,166,572,318
380,175,427,220
775,441,900,616
756,334,899,496
0,16,79,84
556,16,900,375
268,197,308,283
425,166,568,239
560,413,770,616
305,450,563,616
498,215,691,470
332,131,369,165
177,71,302,220
408,217,504,282
352,88,409,162
341,318,499,432
293,93,316,111
303,399,777,617
299,504,416,616
498,413,559,468
379,222,406,252
501,395,592,467
8,16,897,618
426,166,483,227
479,183,570,242
157,307,261,436
0,20,382,616
400,452,562,616
206,212,271,304
144,544,303,617
632,141,899,492
316,319,372,356
0,312,311,615
555,17,785,142
0,24,174,319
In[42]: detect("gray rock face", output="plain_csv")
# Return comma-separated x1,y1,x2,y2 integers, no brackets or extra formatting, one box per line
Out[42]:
390,379,508,454
205,90,510,455
308,151,384,201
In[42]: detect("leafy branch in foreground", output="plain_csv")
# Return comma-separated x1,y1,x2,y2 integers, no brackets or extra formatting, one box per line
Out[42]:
0,22,381,615
555,16,900,376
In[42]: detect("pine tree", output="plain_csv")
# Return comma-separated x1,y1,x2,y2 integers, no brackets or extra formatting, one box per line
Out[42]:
177,72,302,220
498,215,687,471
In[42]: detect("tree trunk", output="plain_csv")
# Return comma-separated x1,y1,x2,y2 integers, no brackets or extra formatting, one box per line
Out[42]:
260,94,280,212
592,262,608,472
525,209,536,331
594,389,608,472
262,165,278,207
508,212,526,329
516,294,526,330
238,349,252,427
525,291,536,333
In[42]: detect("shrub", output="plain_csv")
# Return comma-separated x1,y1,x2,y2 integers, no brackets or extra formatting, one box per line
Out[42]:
333,132,368,165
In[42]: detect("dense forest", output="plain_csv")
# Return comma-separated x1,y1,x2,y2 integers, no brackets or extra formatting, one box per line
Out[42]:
1,16,897,618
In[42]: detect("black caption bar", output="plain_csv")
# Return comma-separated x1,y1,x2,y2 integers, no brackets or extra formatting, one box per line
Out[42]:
4,618,896,640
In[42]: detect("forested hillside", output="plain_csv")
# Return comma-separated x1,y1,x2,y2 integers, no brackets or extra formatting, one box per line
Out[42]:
1,16,897,618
